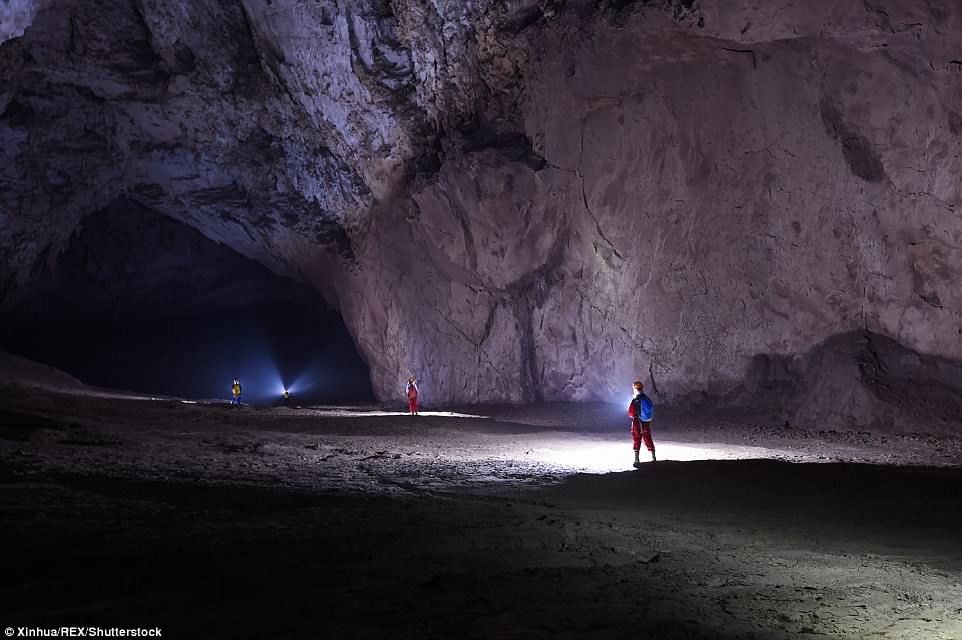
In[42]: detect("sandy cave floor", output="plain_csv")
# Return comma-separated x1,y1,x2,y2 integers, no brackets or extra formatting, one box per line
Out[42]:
1,389,962,639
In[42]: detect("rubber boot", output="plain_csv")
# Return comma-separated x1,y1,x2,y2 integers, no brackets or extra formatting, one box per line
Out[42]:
633,450,641,468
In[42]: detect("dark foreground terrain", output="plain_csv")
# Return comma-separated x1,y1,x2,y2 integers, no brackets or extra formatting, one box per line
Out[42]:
1,386,961,639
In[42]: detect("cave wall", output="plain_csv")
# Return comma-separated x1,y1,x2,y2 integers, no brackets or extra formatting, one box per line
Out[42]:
340,0,962,405
2,0,962,411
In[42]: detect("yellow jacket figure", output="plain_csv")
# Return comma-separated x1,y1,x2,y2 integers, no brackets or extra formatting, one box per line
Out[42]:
231,380,242,405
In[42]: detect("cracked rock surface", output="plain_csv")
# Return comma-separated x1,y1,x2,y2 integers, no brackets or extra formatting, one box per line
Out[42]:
2,0,962,419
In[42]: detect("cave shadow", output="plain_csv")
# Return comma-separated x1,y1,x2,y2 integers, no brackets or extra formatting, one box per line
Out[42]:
0,465,890,640
554,458,962,569
0,198,374,405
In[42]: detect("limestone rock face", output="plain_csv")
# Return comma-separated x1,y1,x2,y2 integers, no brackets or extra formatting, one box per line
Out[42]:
2,0,962,416
0,1,39,45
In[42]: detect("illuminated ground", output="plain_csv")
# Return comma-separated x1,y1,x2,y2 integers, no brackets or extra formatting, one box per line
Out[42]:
2,386,962,639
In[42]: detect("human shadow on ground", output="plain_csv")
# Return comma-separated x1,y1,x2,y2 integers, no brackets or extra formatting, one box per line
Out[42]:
553,458,962,568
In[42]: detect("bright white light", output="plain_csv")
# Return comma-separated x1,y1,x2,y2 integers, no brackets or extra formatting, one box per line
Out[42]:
531,440,789,473
306,409,490,419
536,442,626,472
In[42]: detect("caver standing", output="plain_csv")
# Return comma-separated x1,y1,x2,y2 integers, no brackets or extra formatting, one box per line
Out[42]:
405,376,419,415
628,380,655,466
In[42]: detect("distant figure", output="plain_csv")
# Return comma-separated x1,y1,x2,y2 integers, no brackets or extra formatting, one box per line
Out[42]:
628,380,655,466
231,379,242,405
405,376,419,415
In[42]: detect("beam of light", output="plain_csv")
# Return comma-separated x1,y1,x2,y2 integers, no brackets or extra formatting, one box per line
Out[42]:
284,357,343,402
529,440,791,473
289,366,321,396
303,408,490,419
225,348,285,405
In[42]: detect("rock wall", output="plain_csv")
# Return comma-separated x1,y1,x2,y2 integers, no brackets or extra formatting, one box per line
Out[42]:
340,0,962,406
2,0,962,415
0,1,38,44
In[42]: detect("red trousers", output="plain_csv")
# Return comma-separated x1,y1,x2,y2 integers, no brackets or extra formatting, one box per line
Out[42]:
408,397,418,414
632,420,654,452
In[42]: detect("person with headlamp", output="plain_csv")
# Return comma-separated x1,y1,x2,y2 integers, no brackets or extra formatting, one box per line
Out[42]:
628,380,656,466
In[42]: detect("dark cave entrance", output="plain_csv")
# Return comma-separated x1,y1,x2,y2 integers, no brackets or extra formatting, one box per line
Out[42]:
0,199,374,405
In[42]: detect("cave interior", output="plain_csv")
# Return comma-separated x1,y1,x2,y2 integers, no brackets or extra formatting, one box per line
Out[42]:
2,0,962,638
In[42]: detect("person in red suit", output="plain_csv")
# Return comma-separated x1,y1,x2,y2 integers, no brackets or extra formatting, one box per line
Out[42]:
405,376,419,415
628,380,656,466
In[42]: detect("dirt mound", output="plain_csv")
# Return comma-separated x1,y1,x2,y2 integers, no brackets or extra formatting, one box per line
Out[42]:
726,331,962,434
0,350,85,391
794,331,962,432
